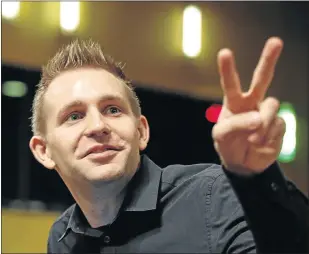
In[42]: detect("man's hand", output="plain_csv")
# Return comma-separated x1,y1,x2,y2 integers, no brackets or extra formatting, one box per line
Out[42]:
212,37,286,175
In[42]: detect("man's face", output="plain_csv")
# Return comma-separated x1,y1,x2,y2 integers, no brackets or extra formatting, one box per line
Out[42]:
33,68,149,188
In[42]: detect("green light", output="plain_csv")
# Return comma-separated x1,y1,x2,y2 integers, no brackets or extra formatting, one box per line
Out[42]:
277,102,296,163
2,81,28,98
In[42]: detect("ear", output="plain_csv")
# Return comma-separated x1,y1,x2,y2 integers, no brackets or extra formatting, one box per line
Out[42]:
29,136,56,170
137,115,150,151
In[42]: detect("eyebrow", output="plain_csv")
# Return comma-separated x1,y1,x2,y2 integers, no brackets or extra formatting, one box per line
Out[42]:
56,94,127,122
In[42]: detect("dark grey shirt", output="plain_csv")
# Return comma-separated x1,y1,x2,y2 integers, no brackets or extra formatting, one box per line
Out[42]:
48,155,309,253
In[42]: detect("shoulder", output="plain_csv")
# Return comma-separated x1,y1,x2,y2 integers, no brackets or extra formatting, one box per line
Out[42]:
161,162,224,185
48,204,75,243
160,162,230,194
159,162,244,228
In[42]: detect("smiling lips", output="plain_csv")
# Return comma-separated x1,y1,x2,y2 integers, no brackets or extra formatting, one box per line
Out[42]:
85,144,121,156
84,144,122,159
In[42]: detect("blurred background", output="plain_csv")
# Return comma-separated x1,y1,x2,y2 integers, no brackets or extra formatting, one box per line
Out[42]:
1,1,308,253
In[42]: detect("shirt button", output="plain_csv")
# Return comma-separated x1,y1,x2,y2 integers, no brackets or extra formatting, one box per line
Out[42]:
287,184,294,191
271,182,279,191
103,235,111,244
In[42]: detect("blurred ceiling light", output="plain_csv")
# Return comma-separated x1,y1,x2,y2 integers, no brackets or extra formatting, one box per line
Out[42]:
182,5,202,58
2,1,20,19
2,81,28,97
60,2,80,32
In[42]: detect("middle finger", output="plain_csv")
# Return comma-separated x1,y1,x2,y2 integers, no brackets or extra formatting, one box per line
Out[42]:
248,37,283,101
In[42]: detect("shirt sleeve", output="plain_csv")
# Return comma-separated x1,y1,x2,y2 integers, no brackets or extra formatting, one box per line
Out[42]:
223,163,309,253
206,172,257,253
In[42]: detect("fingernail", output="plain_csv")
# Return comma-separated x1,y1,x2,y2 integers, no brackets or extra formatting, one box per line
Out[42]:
248,133,261,144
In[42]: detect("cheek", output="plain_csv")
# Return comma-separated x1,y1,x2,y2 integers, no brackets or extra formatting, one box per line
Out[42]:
111,120,139,145
49,130,80,157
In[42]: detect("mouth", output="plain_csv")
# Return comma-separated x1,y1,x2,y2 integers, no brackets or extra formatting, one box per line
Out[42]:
84,145,122,159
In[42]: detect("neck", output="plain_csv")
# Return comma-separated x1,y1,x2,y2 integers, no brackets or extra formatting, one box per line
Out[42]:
59,159,141,228
70,181,127,228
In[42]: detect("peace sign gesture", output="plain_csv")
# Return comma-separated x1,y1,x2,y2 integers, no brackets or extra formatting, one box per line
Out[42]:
212,37,286,175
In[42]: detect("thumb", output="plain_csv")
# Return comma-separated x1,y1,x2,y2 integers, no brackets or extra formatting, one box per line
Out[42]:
212,111,262,142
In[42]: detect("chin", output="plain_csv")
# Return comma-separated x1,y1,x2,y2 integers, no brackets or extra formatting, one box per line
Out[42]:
78,149,139,183
85,163,125,182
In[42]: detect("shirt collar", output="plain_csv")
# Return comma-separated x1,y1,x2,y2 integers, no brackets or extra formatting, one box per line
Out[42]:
59,154,162,241
123,154,162,211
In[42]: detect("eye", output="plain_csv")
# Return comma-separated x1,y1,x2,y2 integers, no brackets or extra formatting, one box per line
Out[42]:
66,112,84,122
105,106,121,115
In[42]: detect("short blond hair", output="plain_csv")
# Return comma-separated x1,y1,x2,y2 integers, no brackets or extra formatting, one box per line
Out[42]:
31,39,141,136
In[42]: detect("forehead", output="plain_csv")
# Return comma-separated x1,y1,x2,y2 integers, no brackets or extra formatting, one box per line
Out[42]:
44,68,129,111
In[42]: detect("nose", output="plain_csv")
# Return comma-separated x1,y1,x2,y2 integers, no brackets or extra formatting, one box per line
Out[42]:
84,110,110,138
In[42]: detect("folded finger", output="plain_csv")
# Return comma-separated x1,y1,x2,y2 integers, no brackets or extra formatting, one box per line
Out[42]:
264,116,286,146
212,111,262,142
248,97,280,144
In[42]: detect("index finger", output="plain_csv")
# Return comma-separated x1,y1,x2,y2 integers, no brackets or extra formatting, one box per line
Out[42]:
249,37,283,101
217,48,242,105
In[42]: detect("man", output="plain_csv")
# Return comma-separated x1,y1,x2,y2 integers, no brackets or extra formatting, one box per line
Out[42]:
29,37,309,253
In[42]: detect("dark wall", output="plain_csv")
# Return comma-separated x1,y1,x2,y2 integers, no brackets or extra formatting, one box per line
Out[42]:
2,65,219,208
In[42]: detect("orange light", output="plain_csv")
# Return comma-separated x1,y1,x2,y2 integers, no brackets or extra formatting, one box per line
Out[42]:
205,104,222,123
